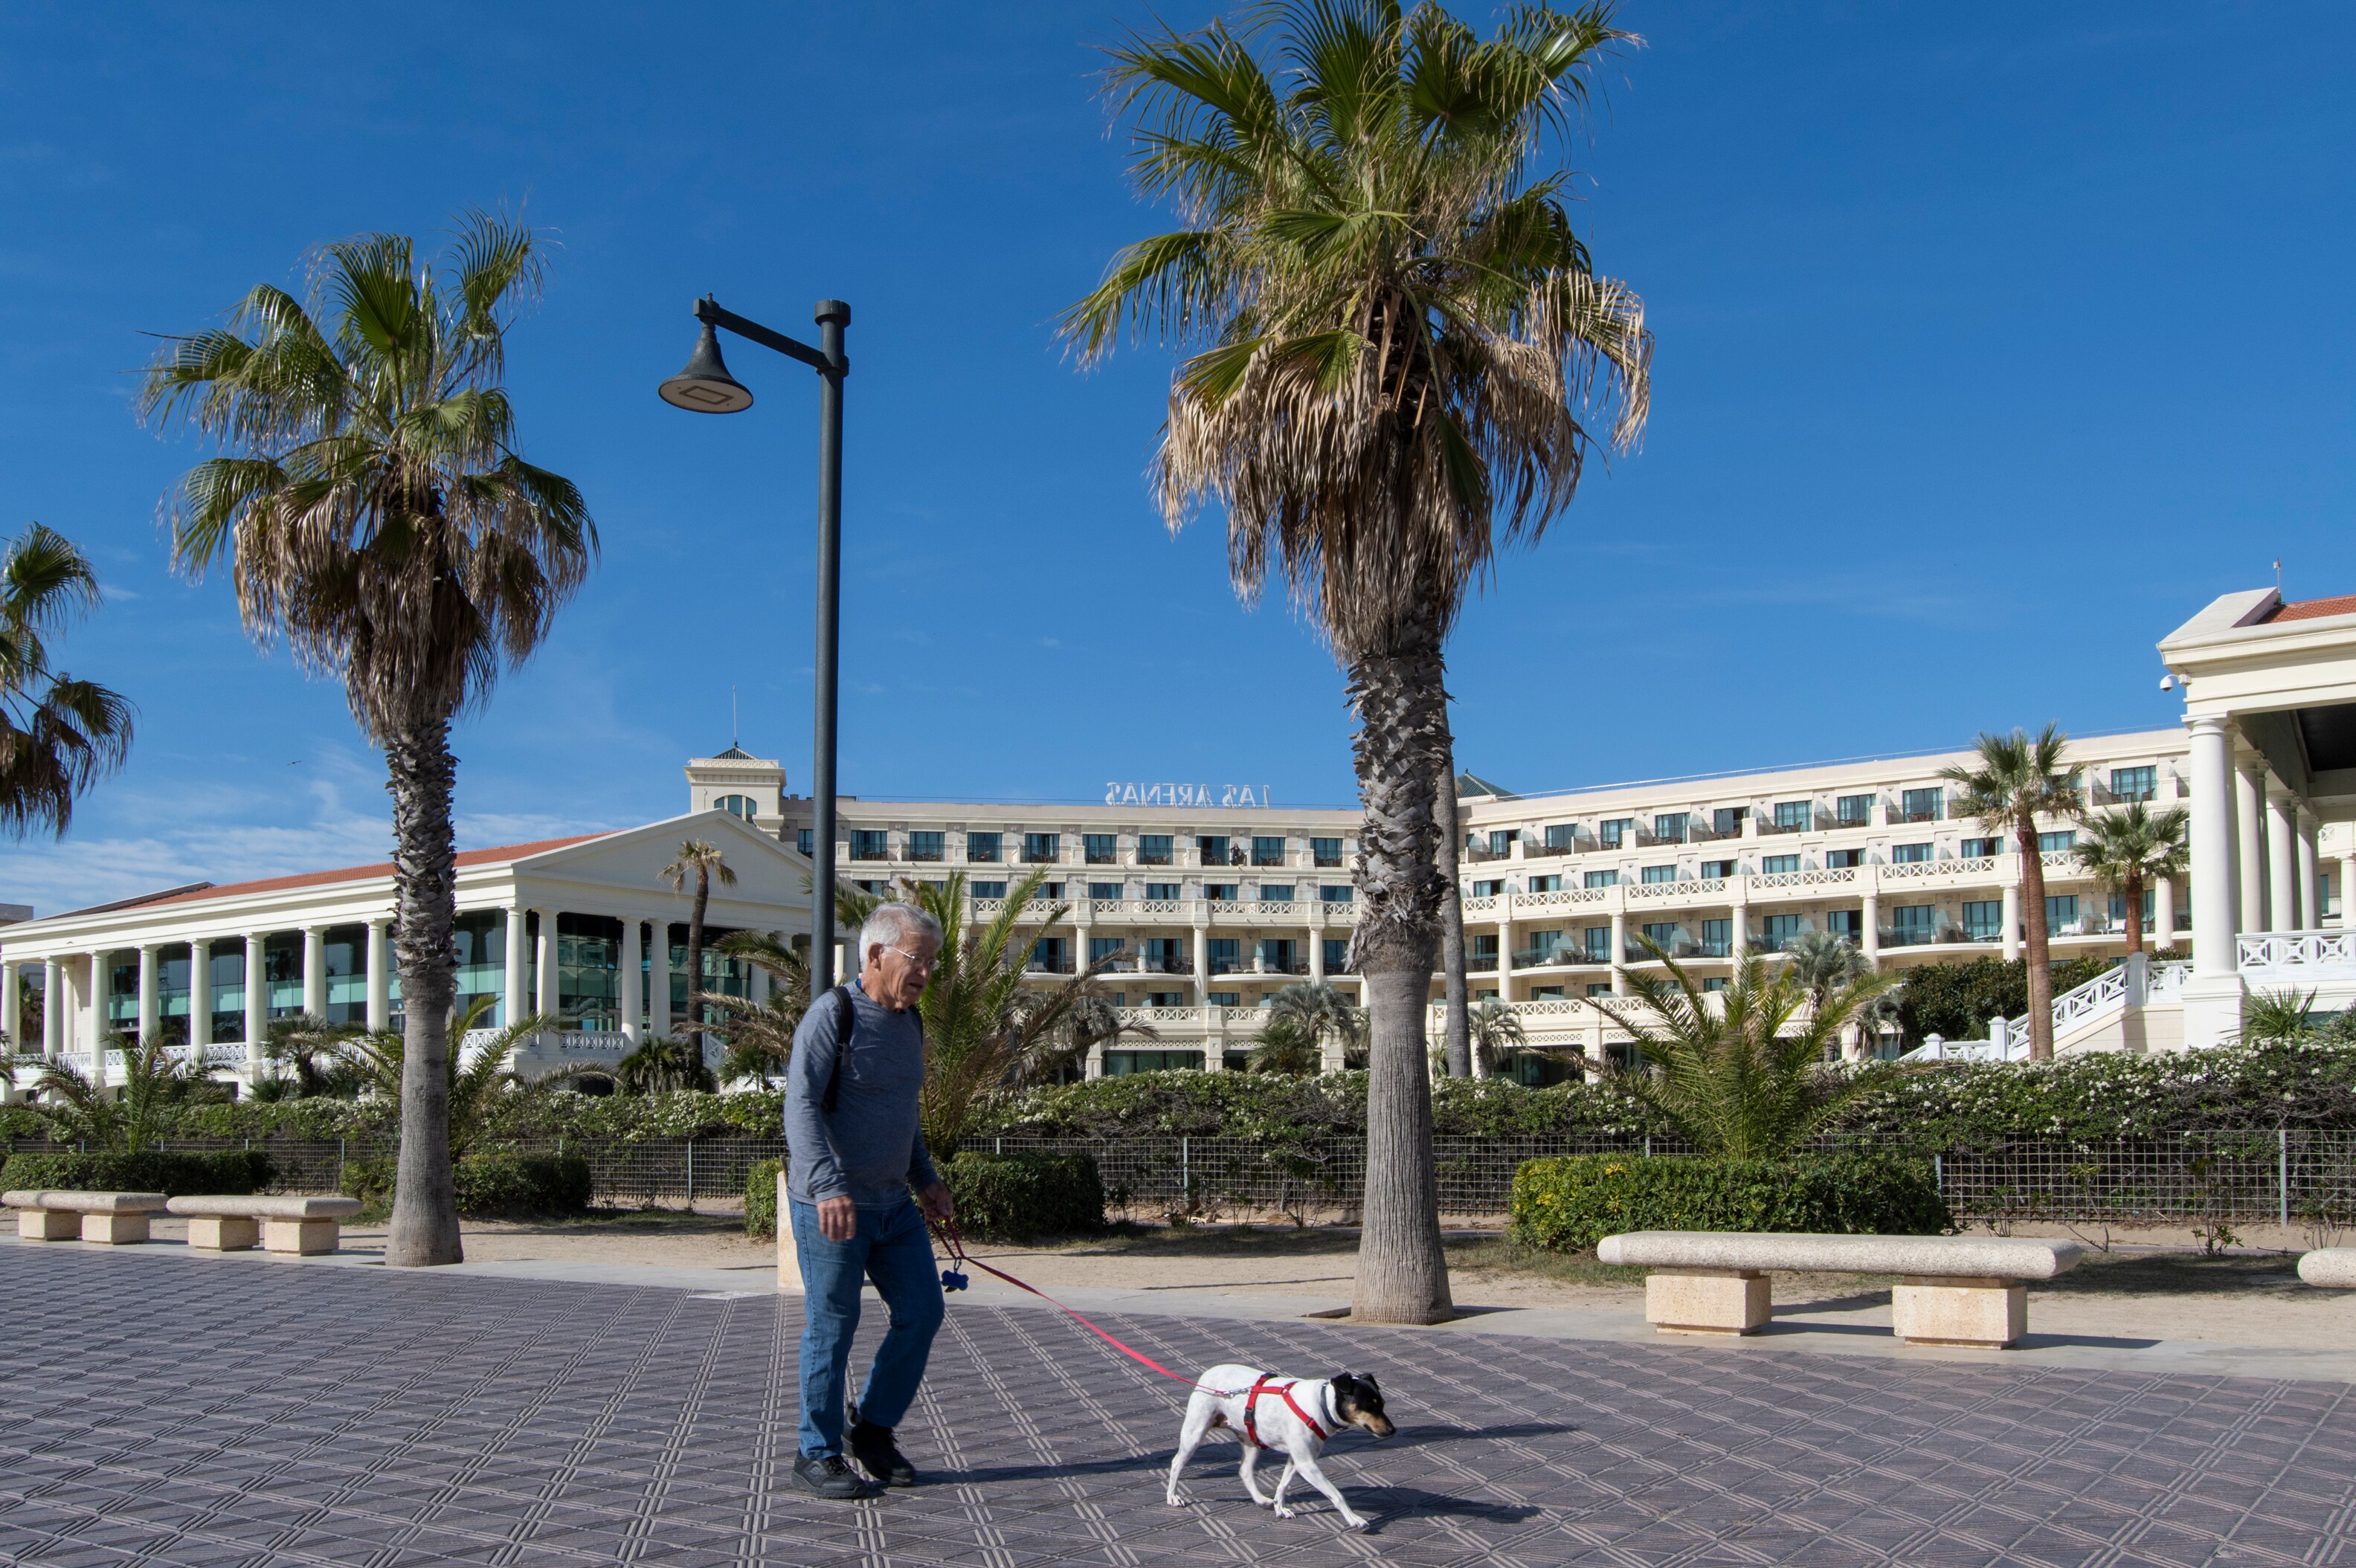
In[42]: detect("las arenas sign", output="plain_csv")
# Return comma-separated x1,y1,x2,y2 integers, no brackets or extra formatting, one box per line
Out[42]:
1103,781,1277,808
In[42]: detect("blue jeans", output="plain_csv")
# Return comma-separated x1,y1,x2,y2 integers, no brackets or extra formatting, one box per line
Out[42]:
791,1196,946,1459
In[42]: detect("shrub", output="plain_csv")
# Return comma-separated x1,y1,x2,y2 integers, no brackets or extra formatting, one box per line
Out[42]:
941,1151,1104,1242
451,1151,593,1218
745,1157,781,1239
1891,955,2114,1046
1509,1152,1951,1254
0,1146,274,1197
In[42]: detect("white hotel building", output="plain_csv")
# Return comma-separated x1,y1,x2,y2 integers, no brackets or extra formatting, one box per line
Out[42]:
8,586,2356,1088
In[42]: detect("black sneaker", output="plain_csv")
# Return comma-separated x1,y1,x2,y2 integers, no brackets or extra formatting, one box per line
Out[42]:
793,1453,872,1500
849,1420,917,1487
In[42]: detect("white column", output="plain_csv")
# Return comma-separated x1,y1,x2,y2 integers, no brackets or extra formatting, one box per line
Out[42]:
1307,913,1325,982
2184,716,2244,1047
2297,811,2320,931
1608,909,1628,996
619,920,644,1044
42,958,62,1056
137,944,159,1044
364,918,390,1030
534,909,558,1016
2001,879,2021,963
301,926,327,1018
244,935,268,1071
1495,909,1513,1003
650,920,673,1033
188,939,212,1049
503,906,527,1026
1861,891,1881,968
2154,877,2176,949
0,961,16,1054
1730,880,1749,959
2267,784,2298,935
80,956,104,1085
2341,854,2356,930
1191,922,1209,1004
2236,761,2267,935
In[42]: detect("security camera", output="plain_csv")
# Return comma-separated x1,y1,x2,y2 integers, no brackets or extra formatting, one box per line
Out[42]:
2158,674,2176,692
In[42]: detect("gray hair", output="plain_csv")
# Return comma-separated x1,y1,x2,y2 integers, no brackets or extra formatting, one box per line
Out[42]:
859,901,943,965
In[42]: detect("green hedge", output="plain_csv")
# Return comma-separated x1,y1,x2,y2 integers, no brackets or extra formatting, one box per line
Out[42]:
0,1147,274,1197
745,1157,781,1238
451,1152,593,1217
1510,1153,1951,1254
941,1151,1104,1242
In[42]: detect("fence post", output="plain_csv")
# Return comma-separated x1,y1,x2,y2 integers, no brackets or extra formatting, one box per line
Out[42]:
1934,1153,1943,1194
2280,1127,2290,1231
338,1137,345,1190
1644,1135,1652,1159
1180,1135,1190,1207
686,1138,695,1209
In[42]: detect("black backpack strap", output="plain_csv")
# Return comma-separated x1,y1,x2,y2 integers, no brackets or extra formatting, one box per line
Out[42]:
820,984,856,1114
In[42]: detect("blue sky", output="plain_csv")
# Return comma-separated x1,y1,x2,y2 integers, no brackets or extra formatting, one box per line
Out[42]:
2,2,2350,914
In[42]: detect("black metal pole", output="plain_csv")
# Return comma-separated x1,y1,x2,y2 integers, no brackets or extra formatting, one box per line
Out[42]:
811,299,849,996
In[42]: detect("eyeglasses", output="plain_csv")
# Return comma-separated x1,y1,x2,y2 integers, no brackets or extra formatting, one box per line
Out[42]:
886,944,936,970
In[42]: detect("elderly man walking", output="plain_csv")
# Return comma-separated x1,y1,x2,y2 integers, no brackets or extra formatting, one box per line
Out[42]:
785,901,954,1499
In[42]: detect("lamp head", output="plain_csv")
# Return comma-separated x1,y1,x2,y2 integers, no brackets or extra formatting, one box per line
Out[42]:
658,322,753,413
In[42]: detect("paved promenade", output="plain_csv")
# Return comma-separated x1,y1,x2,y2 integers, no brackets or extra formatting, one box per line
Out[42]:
3,1242,2354,1567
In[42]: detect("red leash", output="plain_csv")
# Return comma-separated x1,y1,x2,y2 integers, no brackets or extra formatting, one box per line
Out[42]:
928,1216,1201,1384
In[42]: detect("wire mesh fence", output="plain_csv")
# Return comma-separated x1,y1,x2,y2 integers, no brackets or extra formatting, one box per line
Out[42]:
8,1130,2356,1229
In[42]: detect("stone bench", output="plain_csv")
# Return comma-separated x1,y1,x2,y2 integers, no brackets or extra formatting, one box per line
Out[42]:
1596,1231,2084,1349
3,1190,171,1244
2296,1249,2356,1288
167,1195,364,1255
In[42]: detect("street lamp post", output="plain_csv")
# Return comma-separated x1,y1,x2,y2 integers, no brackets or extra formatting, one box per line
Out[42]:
660,294,852,996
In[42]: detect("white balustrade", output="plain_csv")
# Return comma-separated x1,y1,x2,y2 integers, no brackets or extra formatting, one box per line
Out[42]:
2238,931,2356,972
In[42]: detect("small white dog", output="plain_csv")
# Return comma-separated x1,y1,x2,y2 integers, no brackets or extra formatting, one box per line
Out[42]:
1165,1364,1394,1529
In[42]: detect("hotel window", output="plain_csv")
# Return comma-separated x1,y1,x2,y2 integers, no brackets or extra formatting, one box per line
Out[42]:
1528,874,1561,893
1471,879,1504,897
1145,991,1185,1007
1252,835,1286,866
1089,936,1126,964
1084,833,1118,865
1543,823,1578,851
1310,836,1343,867
964,830,998,862
1900,787,1943,822
1471,934,1499,965
1762,854,1800,874
1484,830,1513,857
907,830,944,862
1208,991,1242,1007
715,793,759,821
1261,938,1298,970
2110,766,2157,803
1144,882,1180,900
1580,927,1611,961
1139,834,1174,866
2047,894,2079,930
1525,929,1564,963
1584,870,1618,888
1260,884,1296,903
1320,885,1354,903
1197,835,1229,865
1960,836,2001,859
1641,865,1679,885
1023,832,1060,863
1771,800,1809,833
1088,882,1122,900
1206,883,1237,901
1030,936,1069,972
1700,859,1736,880
1957,900,2002,941
2037,830,2076,854
1586,982,1613,998
1826,848,1863,868
1533,985,1565,999
453,912,507,1027
2111,888,2156,929
1598,817,1632,848
1827,909,1863,942
1653,813,1687,843
1762,913,1803,948
1889,905,1936,944
1323,938,1349,971
852,879,890,895
970,880,1007,899
1892,842,1932,864
849,829,889,862
1038,882,1063,899
798,828,813,854
1835,793,1873,826
1699,918,1731,958
1712,807,1745,837
556,913,625,1031
1208,938,1239,973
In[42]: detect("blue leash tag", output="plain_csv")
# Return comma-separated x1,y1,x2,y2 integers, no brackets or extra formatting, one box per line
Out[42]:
940,1269,969,1291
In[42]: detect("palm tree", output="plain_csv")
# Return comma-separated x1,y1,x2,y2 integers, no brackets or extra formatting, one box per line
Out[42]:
715,929,812,1019
2073,801,2189,958
138,214,594,1265
1247,1014,1322,1075
1435,760,1472,1077
1779,932,1895,1061
1594,941,1899,1159
613,1034,718,1095
661,841,737,1051
1066,3,1649,1324
1063,991,1162,1064
6,1033,225,1155
338,996,551,1159
2239,987,2316,1047
1941,726,2076,1061
1467,998,1527,1077
0,523,134,836
701,929,813,1084
260,1013,362,1098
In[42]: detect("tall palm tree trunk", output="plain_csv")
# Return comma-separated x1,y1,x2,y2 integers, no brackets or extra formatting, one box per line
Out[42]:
2121,869,2144,958
1346,616,1454,1326
384,720,463,1266
686,870,709,1058
2018,807,2054,1060
1434,726,1472,1080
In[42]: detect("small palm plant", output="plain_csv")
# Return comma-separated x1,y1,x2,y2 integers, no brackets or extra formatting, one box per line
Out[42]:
1593,940,1899,1159
2073,801,2189,958
1468,999,1528,1077
1267,982,1365,1070
2239,987,2317,1048
661,840,737,1050
701,930,813,1085
1942,726,2077,1061
1248,1014,1323,1075
337,997,550,1158
1062,992,1162,1065
260,1013,363,1098
613,1034,718,1095
7,1033,228,1154
0,523,135,836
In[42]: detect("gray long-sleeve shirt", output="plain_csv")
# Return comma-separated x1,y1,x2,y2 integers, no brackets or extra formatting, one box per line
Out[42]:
784,978,940,1208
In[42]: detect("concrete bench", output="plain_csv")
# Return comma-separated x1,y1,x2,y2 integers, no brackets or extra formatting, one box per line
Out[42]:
167,1195,364,1255
3,1190,171,1244
2297,1249,2356,1288
1596,1231,2084,1349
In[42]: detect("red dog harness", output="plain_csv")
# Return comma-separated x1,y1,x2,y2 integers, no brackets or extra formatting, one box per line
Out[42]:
1241,1375,1330,1449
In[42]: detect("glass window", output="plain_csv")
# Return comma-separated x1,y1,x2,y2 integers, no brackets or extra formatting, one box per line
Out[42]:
2038,830,2076,853
1543,823,1578,851
1826,848,1863,868
1252,836,1286,866
1772,800,1810,831
1890,904,1937,943
1310,836,1343,866
797,827,813,855
970,880,1007,899
2111,766,2157,803
1586,982,1613,998
1892,842,1932,864
907,830,944,862
1259,884,1296,903
1197,835,1230,865
1038,881,1063,899
1580,927,1611,961
966,830,1001,862
1532,985,1565,999
1763,854,1800,874
1598,817,1631,848
1528,874,1561,892
1835,793,1873,825
1088,882,1122,900
1640,921,1678,949
1641,865,1679,884
264,932,303,1019
558,912,625,1031
1700,859,1736,880
1826,909,1863,941
1525,929,1563,961
1089,936,1126,963
1470,879,1504,897
1260,938,1298,970
1962,900,2003,941
1699,918,1731,957
1323,938,1348,972
1653,813,1687,842
1144,882,1180,900
1208,991,1242,1007
1205,883,1237,901
850,829,889,862
2111,888,2156,928
1762,913,1803,947
1208,938,1239,973
1712,807,1745,836
1901,787,1943,822
1139,833,1174,865
1084,833,1118,864
453,910,507,1027
1486,830,1513,856
1023,832,1060,863
1104,1050,1203,1075
2047,894,2079,929
1960,836,2001,859
1029,937,1069,972
1584,870,1618,888
715,793,759,821
1320,884,1354,903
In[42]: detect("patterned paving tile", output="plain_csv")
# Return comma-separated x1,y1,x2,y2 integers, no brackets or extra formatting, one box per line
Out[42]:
3,1245,2355,1565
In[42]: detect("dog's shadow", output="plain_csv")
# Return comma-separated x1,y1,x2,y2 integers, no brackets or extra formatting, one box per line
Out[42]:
1356,1485,1544,1526
1385,1422,1579,1448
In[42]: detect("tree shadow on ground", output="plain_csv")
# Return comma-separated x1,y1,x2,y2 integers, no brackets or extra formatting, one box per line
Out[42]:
2038,1251,2307,1298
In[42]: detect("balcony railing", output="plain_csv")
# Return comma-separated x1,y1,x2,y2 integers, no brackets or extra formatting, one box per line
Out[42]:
1758,817,1809,836
1022,850,1060,864
1313,855,1343,868
1467,955,1499,972
1139,851,1174,867
1025,955,1077,974
1893,807,1943,825
1130,954,1193,975
905,848,944,862
1513,949,1568,969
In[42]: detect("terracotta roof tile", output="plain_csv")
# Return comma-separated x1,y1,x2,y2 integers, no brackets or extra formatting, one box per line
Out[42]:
2268,594,2356,624
108,833,611,913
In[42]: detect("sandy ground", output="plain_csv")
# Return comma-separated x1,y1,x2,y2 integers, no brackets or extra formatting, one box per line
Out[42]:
113,1209,2356,1353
